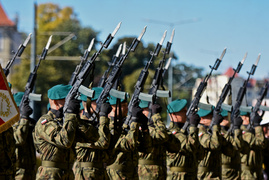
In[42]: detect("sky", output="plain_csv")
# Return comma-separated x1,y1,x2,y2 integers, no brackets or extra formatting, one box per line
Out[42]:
1,0,269,80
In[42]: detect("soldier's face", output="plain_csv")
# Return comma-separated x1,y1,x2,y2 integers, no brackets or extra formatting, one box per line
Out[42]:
200,114,213,126
220,119,230,127
142,108,149,117
170,108,187,123
241,115,250,125
91,101,97,113
49,99,65,110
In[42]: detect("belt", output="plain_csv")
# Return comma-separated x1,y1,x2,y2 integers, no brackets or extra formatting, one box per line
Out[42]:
41,161,73,170
170,166,194,173
107,164,124,171
77,162,103,169
138,159,162,166
198,166,209,172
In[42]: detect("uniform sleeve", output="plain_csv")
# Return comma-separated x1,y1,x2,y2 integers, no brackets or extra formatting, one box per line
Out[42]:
137,129,152,153
13,118,29,145
34,113,77,149
150,113,169,145
114,121,139,152
178,126,198,153
199,125,222,150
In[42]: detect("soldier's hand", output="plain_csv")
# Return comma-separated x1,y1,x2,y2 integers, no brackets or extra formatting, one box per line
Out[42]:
234,116,243,129
151,103,162,114
140,113,149,130
252,112,262,127
99,102,112,117
66,98,81,114
188,111,200,127
20,102,33,118
131,105,143,123
212,110,224,125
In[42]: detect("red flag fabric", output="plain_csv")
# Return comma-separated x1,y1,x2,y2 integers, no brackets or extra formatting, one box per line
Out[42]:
0,64,19,133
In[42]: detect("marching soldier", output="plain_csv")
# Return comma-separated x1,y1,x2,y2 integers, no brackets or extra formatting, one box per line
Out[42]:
240,109,266,179
137,100,168,180
197,103,223,179
13,92,37,180
165,99,200,180
33,84,80,179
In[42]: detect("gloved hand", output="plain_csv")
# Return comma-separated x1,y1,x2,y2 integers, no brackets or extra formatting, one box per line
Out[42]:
252,112,262,127
131,105,143,123
99,102,112,117
188,111,200,127
151,103,162,114
20,102,33,119
66,98,81,114
140,113,149,130
212,110,224,125
234,116,243,129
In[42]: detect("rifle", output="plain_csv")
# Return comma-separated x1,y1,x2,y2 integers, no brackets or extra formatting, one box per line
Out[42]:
247,81,268,130
4,33,32,77
208,52,247,131
19,35,52,113
146,29,175,119
98,44,122,87
68,40,95,85
227,53,261,133
123,30,167,126
181,48,226,133
63,22,121,114
91,26,147,122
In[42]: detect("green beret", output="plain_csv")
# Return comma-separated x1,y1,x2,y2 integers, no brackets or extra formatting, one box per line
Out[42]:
221,109,228,117
80,102,84,110
239,106,251,116
13,92,24,107
91,87,103,101
80,93,88,102
8,82,12,89
167,99,187,113
139,100,149,109
197,103,215,117
109,95,126,105
48,84,71,100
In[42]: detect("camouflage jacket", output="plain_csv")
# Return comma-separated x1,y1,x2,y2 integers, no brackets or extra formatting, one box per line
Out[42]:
197,124,222,179
13,118,36,169
33,111,78,164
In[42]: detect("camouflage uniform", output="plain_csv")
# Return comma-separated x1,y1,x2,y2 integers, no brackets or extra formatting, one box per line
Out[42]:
33,111,78,180
106,120,140,180
220,126,244,180
74,115,110,180
240,125,266,179
0,127,16,179
166,122,199,180
197,124,222,179
13,118,36,180
137,113,168,180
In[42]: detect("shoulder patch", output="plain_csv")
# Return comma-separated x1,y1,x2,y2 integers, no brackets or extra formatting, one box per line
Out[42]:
172,130,177,135
242,131,246,134
41,119,48,125
198,132,203,137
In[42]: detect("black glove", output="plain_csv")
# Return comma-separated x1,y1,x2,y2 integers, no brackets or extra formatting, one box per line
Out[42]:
234,116,243,129
212,111,224,125
188,112,200,127
252,112,262,127
99,102,112,117
140,113,149,130
20,102,33,119
66,98,81,114
131,105,143,123
151,103,162,114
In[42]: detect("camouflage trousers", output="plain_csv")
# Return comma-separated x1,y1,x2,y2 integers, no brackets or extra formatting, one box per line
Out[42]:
36,166,74,180
15,168,36,180
74,167,108,180
221,167,240,180
138,164,166,180
106,165,138,180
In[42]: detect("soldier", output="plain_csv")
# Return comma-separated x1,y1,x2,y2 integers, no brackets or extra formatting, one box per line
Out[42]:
13,92,37,180
106,102,146,180
240,109,266,179
261,118,269,180
165,99,200,180
137,100,168,180
74,87,112,180
220,109,244,179
197,103,223,179
33,84,80,179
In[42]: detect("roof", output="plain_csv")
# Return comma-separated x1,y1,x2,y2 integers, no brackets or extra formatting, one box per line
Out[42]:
223,67,239,78
0,2,15,27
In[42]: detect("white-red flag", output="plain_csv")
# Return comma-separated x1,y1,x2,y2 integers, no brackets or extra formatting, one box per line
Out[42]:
0,64,19,133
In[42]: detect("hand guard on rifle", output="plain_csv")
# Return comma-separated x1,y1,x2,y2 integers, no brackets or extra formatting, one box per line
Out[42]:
252,112,262,127
66,98,81,114
212,110,224,126
20,102,33,119
188,111,200,127
234,116,243,129
99,102,112,117
151,103,162,114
